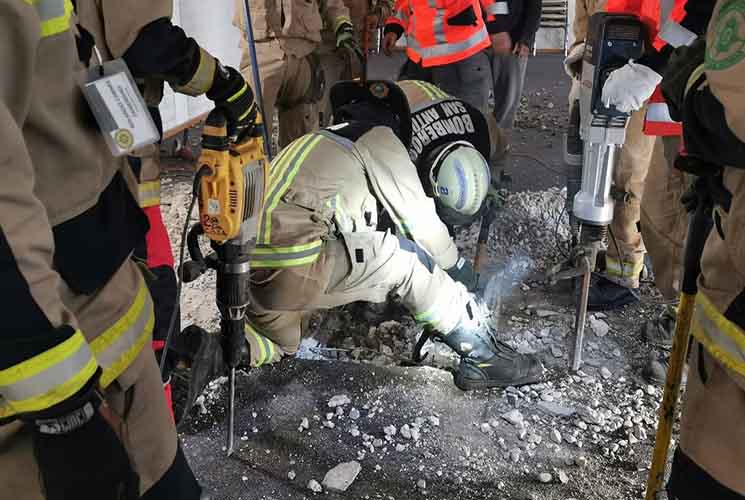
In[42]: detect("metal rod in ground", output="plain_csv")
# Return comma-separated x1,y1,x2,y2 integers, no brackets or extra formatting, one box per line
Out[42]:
226,367,237,456
571,260,591,372
241,0,272,160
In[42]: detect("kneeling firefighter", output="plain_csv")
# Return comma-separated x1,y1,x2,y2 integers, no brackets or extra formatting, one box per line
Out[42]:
184,80,543,396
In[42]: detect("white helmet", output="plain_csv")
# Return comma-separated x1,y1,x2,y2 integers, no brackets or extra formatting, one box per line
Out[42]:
427,141,491,226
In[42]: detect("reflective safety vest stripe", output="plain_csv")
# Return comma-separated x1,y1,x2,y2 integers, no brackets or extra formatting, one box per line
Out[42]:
692,292,745,377
138,180,161,209
24,0,73,38
386,0,494,67
0,276,154,419
0,330,98,417
643,87,683,136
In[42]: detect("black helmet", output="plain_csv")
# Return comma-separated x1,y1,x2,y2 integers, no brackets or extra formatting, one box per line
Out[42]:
330,80,412,148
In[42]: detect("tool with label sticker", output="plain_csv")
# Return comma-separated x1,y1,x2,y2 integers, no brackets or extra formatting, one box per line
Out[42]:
177,108,268,457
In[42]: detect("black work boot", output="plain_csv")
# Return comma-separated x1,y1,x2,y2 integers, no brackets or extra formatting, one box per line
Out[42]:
641,306,677,348
178,325,226,422
643,349,672,386
439,316,544,390
588,276,639,311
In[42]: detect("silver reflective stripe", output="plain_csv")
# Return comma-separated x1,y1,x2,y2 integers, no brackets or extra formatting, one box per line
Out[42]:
693,305,745,374
34,0,65,21
410,25,488,59
486,1,509,15
645,103,676,123
428,0,447,45
94,292,153,369
658,20,697,48
250,244,323,262
317,130,356,152
0,340,93,403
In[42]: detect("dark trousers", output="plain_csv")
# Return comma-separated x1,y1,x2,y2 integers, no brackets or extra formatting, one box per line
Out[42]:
490,53,529,128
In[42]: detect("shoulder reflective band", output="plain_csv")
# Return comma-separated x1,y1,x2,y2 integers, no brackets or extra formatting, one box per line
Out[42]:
138,180,161,208
692,292,745,377
259,134,324,245
90,278,154,388
0,330,98,418
24,0,73,38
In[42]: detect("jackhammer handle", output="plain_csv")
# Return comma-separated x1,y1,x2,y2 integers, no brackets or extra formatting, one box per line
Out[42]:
221,319,248,369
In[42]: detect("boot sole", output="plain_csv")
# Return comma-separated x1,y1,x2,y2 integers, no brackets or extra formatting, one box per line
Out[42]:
453,371,543,391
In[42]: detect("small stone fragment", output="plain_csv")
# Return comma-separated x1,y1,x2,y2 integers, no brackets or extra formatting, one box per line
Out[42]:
400,424,412,440
480,422,492,434
372,438,384,448
396,443,407,452
428,416,440,427
502,409,524,426
600,366,612,379
551,429,562,444
384,425,397,436
509,448,522,463
349,408,361,420
575,455,588,467
322,461,362,492
416,479,427,490
328,395,351,408
300,418,310,430
350,428,361,437
537,401,577,418
537,472,553,483
558,470,570,484
589,316,610,337
307,479,323,493
288,471,296,481
323,421,335,429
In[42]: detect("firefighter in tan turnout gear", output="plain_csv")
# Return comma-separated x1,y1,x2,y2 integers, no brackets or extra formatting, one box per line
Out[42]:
0,0,264,497
659,0,745,495
185,80,543,392
233,0,356,148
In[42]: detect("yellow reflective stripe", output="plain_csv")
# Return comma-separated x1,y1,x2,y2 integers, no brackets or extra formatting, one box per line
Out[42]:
414,308,443,329
90,279,154,388
692,292,745,377
174,47,217,96
411,80,437,100
0,330,98,418
605,256,644,278
138,180,161,208
251,240,323,255
26,0,74,38
685,64,706,96
261,135,323,245
250,253,321,268
333,16,352,33
246,324,267,366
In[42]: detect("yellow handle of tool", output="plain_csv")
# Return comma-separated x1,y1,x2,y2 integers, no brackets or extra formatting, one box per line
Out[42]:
644,291,696,500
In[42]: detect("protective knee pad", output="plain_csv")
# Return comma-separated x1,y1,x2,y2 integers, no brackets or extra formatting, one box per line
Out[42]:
141,443,201,500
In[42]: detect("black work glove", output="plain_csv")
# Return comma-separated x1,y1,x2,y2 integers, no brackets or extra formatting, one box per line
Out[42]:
336,23,365,66
27,369,140,500
207,64,258,141
446,257,477,291
661,38,706,122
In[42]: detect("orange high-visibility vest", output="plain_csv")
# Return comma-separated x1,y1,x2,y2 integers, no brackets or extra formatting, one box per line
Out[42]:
605,0,692,136
385,0,506,67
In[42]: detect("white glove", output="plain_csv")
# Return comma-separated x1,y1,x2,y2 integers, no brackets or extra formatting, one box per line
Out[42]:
601,60,662,113
564,43,585,79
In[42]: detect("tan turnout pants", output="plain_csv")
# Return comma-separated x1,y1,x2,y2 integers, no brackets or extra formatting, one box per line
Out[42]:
240,41,319,148
640,136,688,300
603,106,656,288
244,231,468,365
0,262,177,498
